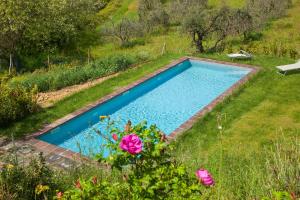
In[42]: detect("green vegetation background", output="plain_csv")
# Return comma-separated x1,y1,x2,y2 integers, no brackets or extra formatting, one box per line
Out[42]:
0,0,299,199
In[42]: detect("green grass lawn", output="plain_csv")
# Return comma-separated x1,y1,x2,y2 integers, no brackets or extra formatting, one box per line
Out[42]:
173,54,300,198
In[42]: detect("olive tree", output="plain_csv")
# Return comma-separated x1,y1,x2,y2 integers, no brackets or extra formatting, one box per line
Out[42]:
232,9,253,40
138,0,169,33
102,18,143,45
183,6,253,52
167,0,208,25
183,8,230,53
246,0,292,30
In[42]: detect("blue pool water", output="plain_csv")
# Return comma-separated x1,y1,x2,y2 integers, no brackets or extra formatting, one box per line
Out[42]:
38,59,251,156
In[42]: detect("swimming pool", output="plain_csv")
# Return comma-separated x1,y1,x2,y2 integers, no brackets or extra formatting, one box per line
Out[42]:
37,58,253,156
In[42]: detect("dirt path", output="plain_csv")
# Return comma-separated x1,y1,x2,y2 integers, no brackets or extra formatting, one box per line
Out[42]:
37,73,119,108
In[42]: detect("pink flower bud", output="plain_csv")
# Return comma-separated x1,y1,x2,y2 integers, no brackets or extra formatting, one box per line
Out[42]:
112,133,118,141
196,169,215,186
92,176,97,185
57,192,63,199
75,180,81,189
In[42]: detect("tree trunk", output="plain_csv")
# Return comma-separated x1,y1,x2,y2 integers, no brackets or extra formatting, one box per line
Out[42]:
9,53,13,75
161,42,166,55
88,48,90,64
47,54,50,68
193,32,204,53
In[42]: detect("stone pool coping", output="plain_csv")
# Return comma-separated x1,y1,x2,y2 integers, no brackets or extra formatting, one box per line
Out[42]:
22,56,260,162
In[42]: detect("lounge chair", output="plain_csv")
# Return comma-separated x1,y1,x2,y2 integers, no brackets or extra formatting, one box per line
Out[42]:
276,60,300,75
227,50,252,60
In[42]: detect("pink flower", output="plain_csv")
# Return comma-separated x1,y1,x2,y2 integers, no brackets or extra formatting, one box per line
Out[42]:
57,191,63,199
92,176,97,185
196,169,215,186
75,180,81,189
112,133,118,141
119,134,143,155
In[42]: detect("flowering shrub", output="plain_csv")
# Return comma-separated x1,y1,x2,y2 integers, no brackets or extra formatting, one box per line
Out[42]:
58,120,210,199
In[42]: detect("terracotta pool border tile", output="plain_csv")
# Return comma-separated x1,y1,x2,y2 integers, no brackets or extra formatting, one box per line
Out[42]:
25,56,260,161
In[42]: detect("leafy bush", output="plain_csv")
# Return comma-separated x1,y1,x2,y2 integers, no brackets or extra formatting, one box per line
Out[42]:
0,153,61,200
0,83,38,126
58,120,205,199
10,54,136,92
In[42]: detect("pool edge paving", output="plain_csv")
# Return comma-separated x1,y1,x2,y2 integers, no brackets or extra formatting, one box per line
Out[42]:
5,57,259,165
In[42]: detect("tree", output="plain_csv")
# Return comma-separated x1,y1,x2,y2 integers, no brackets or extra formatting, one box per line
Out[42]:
183,4,257,53
0,0,33,73
138,0,169,33
102,18,142,45
167,0,208,25
183,8,225,52
232,9,253,41
0,0,99,72
246,0,292,31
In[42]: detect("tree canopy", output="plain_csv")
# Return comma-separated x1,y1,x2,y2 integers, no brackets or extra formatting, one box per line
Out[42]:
0,0,100,69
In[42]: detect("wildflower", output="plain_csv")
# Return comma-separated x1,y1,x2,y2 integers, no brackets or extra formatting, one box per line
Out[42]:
218,125,222,130
100,116,107,120
75,180,81,189
57,191,63,199
6,164,14,170
112,133,118,141
196,169,215,186
35,184,49,195
120,134,143,155
92,176,97,185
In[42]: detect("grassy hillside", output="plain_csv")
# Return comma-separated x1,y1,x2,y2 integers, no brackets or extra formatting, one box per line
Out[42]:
262,0,300,53
92,0,300,60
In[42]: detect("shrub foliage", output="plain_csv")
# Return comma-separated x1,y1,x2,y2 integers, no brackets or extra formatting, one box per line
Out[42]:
0,83,38,126
0,153,60,200
59,120,203,199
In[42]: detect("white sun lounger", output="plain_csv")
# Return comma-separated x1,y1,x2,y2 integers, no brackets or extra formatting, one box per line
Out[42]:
227,50,252,60
276,60,300,75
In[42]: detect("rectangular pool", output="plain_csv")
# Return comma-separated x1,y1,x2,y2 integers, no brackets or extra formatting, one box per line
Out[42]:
38,58,253,156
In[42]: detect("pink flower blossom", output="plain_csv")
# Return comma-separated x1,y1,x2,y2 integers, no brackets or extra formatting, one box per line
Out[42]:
112,133,118,141
119,134,143,155
57,192,63,199
196,169,215,186
92,176,97,185
75,180,81,189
